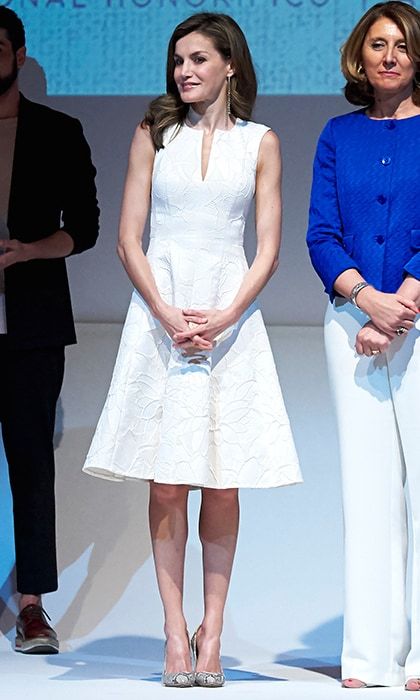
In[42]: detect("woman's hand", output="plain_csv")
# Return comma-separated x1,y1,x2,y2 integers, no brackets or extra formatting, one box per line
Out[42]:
172,307,235,351
355,320,394,356
356,287,418,335
157,304,212,352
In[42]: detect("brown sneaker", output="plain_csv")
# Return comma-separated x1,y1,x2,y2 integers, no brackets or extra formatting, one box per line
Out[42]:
15,604,59,654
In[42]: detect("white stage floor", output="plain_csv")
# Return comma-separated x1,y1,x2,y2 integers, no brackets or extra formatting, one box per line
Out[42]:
0,649,410,699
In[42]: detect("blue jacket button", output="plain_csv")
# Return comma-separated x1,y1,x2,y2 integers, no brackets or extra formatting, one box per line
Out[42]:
381,157,391,165
386,121,396,130
375,235,385,244
377,194,387,204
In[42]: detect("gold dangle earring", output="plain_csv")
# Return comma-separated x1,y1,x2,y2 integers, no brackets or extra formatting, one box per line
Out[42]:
226,74,231,127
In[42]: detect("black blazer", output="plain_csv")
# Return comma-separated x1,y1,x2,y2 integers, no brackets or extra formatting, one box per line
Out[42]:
5,94,99,349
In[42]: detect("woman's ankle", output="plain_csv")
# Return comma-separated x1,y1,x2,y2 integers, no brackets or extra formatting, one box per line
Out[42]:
197,619,223,640
164,620,189,639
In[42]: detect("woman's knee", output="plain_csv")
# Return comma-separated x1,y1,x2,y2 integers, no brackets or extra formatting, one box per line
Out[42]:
150,482,189,507
201,487,238,506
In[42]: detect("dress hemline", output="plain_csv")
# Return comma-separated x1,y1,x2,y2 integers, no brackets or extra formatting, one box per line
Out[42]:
82,466,303,490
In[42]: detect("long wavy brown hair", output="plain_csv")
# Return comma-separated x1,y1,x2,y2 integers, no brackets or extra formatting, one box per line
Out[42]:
142,12,257,150
341,1,420,107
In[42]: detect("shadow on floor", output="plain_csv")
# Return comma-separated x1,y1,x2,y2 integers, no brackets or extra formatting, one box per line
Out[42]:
46,635,284,683
276,617,342,680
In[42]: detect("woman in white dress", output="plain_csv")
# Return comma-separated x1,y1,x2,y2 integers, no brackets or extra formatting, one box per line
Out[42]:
83,12,301,687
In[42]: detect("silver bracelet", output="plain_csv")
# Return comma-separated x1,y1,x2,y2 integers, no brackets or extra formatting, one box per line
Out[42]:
350,282,370,309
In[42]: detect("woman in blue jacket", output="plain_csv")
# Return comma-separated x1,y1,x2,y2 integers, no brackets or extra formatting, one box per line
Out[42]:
307,1,420,691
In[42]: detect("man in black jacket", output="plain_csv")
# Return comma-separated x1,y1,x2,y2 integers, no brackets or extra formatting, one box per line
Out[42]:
0,7,99,653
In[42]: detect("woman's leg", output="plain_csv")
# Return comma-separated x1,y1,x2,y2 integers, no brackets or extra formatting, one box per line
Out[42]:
389,321,420,682
149,482,191,673
325,301,408,687
195,487,239,673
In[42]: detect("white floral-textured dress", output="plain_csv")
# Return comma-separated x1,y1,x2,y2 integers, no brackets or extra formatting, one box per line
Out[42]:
83,118,302,489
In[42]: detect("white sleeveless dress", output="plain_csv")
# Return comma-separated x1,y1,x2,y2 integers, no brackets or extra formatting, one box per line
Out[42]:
83,119,302,489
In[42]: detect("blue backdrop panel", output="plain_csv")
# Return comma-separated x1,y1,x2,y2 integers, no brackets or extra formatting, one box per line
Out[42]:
0,445,14,595
0,0,407,95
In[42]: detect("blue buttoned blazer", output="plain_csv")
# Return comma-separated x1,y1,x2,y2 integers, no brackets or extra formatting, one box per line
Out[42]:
307,109,420,299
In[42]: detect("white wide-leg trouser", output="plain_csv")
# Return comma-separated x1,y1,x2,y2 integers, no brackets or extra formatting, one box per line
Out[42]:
325,300,420,686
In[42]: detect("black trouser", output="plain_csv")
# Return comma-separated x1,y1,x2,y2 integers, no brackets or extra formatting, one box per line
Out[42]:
0,336,65,594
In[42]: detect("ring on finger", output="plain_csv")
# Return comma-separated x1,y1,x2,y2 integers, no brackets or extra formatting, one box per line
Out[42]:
396,326,408,336
371,349,380,355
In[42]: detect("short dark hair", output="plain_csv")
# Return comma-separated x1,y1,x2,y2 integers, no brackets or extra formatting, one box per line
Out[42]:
0,7,25,53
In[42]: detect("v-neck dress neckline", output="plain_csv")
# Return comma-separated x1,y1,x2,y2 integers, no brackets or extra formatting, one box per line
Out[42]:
182,110,240,183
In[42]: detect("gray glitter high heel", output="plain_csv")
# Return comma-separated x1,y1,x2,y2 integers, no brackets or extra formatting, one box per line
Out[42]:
162,637,195,688
191,629,225,688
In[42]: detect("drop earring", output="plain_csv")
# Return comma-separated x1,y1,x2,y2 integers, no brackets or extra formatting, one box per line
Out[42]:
226,74,231,127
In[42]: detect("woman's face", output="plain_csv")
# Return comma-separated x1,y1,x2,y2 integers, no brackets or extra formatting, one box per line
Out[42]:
361,17,416,98
173,31,232,107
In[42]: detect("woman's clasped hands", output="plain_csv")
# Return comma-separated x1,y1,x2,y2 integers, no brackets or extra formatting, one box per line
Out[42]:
156,304,209,354
355,288,419,357
171,307,235,355
355,321,393,357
